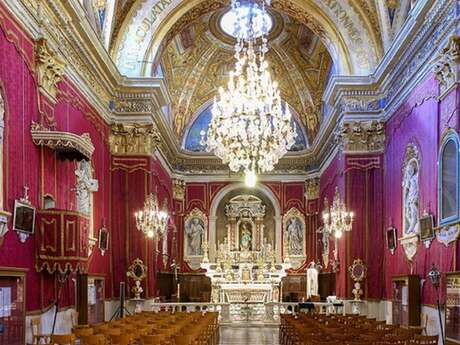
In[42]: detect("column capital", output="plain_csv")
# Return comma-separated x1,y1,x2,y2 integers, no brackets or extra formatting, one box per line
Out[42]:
336,120,385,153
305,177,320,201
434,35,460,98
109,123,161,155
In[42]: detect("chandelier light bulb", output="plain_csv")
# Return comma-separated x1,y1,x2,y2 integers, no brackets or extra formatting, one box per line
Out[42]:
147,230,154,238
245,170,257,187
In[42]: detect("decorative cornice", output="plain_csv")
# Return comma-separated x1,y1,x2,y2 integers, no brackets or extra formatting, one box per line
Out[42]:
35,38,65,103
30,121,95,160
109,123,161,155
305,178,320,201
434,35,460,98
336,120,385,153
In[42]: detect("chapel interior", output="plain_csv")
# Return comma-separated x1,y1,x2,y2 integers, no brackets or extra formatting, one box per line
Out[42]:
0,0,459,344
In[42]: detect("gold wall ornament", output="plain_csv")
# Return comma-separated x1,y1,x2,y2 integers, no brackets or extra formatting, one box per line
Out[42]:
172,178,185,201
109,123,161,155
336,120,385,153
434,35,460,98
305,178,320,201
126,258,147,300
35,38,65,103
348,259,367,301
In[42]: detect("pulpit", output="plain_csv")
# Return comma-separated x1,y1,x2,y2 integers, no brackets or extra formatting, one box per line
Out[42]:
35,209,90,273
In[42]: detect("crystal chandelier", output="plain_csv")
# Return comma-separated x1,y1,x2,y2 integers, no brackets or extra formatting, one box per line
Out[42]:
201,0,296,186
322,187,354,239
135,193,168,239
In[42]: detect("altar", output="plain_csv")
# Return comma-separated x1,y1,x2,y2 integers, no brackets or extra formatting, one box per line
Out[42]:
199,194,292,323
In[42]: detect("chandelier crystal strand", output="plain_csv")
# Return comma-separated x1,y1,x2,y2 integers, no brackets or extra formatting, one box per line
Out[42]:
135,193,168,239
202,0,296,182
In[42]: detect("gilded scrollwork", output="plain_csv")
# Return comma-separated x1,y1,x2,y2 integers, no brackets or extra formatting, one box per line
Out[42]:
35,38,65,102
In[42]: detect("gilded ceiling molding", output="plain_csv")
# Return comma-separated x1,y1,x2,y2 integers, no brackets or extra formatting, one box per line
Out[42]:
109,123,161,155
336,120,385,153
172,178,186,201
35,38,66,103
434,35,460,99
305,178,320,201
30,122,95,160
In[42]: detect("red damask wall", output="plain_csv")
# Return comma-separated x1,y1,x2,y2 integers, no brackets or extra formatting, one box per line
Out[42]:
383,75,459,305
0,3,114,312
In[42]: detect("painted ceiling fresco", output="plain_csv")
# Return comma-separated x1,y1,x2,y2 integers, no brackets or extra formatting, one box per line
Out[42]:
160,10,332,146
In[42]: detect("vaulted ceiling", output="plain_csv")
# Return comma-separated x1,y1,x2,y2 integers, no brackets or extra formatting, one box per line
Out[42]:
81,0,414,160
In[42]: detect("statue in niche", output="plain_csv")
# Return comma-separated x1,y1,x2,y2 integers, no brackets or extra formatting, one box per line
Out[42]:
185,218,204,256
403,160,420,235
239,222,252,251
286,217,304,255
75,160,98,215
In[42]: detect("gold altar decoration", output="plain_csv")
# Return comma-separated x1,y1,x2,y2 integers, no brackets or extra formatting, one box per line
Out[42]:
35,38,65,103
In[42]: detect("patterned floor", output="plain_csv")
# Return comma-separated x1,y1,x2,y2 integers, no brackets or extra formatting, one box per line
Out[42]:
219,325,280,345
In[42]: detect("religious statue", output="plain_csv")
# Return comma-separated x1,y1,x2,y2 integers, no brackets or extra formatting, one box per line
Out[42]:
239,222,252,251
403,161,420,235
286,218,304,255
185,218,204,256
75,160,98,215
306,261,319,298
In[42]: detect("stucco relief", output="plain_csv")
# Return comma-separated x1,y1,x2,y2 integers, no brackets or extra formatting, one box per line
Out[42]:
400,143,420,261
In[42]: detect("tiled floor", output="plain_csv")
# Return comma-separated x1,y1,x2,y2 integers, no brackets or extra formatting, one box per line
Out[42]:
219,325,280,345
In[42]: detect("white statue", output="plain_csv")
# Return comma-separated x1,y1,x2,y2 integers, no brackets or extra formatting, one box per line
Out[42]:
75,160,98,215
306,262,319,298
185,218,204,256
403,161,419,235
132,280,143,300
286,218,303,255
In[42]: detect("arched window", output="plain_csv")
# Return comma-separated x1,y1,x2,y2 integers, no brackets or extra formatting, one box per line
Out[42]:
439,131,460,225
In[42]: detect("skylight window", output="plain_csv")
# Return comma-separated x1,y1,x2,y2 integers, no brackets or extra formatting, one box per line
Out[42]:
220,4,273,39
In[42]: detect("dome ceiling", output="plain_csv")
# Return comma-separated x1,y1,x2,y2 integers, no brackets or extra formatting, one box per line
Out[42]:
160,8,332,145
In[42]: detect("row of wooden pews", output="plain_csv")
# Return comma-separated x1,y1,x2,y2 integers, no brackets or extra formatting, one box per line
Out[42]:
280,313,438,345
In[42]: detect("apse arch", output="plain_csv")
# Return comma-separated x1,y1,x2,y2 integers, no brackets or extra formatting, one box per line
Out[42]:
208,182,282,262
112,0,381,77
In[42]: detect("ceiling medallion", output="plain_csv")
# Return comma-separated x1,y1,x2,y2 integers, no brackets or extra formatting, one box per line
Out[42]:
201,0,297,187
